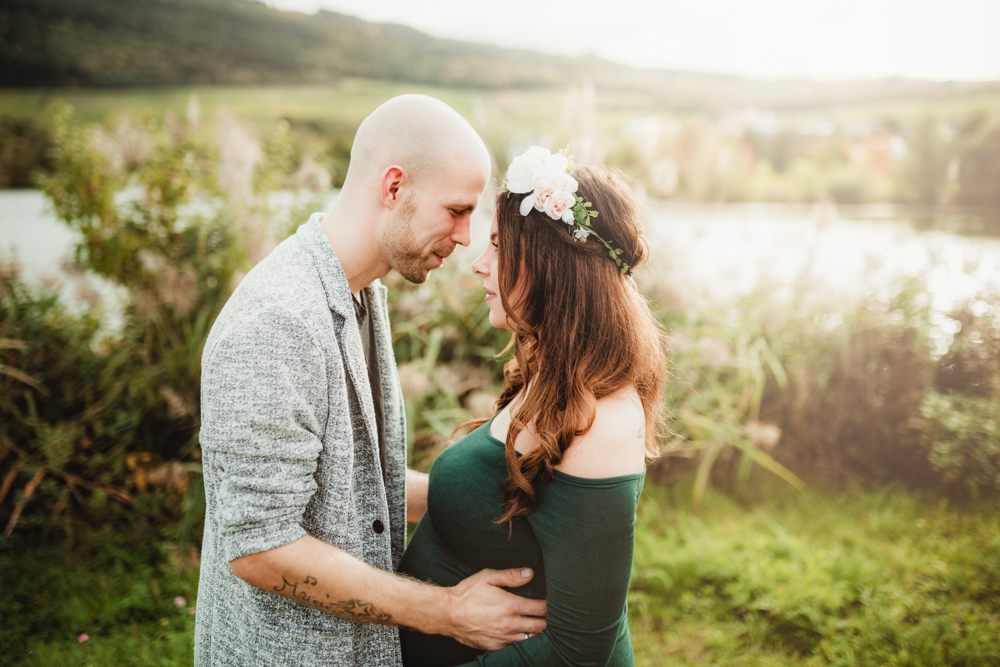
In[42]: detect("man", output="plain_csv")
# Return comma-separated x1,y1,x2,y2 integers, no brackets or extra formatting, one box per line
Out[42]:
195,95,546,666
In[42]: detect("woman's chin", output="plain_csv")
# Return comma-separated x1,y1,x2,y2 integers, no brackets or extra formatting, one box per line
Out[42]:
488,312,510,331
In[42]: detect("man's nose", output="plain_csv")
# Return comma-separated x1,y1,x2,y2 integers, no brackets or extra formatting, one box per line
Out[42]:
452,215,472,247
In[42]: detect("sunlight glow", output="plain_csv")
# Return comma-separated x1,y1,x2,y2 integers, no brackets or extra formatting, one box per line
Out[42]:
257,0,1000,81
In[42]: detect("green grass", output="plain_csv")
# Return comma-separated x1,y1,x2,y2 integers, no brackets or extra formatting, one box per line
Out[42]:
4,483,997,666
630,482,1000,666
1,521,201,667
0,79,568,131
4,79,999,131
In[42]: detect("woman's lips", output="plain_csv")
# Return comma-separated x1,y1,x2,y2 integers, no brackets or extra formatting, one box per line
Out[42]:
484,287,496,300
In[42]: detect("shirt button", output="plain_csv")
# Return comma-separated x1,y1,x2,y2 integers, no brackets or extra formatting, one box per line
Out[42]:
372,520,384,534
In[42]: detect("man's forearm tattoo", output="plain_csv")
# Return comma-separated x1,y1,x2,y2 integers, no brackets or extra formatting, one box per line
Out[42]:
272,575,395,625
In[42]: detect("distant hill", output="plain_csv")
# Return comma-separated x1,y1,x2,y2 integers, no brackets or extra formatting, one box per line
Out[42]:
3,0,1000,110
0,0,631,89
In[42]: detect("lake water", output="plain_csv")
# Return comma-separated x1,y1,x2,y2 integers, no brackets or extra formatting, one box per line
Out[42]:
641,201,1000,311
3,189,999,334
0,190,79,279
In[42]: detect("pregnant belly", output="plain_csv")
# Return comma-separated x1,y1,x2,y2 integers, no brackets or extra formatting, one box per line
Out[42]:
398,516,487,667
399,514,478,586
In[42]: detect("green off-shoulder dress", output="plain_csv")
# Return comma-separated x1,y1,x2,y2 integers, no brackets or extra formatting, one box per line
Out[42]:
398,413,644,667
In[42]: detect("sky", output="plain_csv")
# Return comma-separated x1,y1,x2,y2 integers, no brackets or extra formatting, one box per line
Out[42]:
258,0,1000,81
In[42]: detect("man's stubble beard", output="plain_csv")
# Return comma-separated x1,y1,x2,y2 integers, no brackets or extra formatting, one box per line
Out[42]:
383,192,431,284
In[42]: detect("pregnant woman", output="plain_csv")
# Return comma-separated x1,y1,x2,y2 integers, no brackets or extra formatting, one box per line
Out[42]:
399,148,668,666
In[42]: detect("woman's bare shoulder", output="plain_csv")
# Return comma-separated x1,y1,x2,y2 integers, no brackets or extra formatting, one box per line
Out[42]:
554,387,647,479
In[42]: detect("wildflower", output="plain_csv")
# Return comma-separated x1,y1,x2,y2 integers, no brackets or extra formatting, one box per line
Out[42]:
160,386,195,420
187,93,202,132
216,109,262,209
150,462,193,494
78,634,89,643
294,155,333,192
397,363,432,399
743,420,782,452
174,596,186,608
466,391,498,419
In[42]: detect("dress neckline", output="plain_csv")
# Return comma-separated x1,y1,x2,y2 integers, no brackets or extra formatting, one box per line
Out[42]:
482,411,646,486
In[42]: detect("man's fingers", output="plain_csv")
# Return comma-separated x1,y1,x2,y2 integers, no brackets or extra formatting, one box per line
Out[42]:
484,639,513,651
519,618,546,635
518,598,547,618
485,567,535,588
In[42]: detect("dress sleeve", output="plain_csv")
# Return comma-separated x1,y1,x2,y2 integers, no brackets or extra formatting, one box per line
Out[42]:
456,472,643,667
200,305,330,562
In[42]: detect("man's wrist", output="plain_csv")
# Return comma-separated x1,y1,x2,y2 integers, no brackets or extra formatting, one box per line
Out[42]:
399,579,453,636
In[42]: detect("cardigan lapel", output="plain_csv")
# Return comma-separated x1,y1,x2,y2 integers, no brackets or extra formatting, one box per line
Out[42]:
297,214,381,480
368,281,405,469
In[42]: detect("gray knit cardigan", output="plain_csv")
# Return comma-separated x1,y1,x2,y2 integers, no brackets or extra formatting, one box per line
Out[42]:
195,214,407,666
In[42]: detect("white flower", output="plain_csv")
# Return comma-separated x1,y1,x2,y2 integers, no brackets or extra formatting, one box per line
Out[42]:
506,146,551,193
546,152,570,177
573,227,590,241
548,171,578,194
519,192,537,216
544,190,576,221
562,209,575,224
507,145,578,217
534,187,553,212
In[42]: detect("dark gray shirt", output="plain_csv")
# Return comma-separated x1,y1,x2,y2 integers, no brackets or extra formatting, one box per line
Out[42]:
354,287,387,484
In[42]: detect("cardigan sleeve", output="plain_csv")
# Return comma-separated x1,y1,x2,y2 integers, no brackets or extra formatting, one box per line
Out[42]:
200,305,330,562
456,472,642,667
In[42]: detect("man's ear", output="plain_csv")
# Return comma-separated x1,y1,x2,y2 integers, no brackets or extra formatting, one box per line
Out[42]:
380,166,407,210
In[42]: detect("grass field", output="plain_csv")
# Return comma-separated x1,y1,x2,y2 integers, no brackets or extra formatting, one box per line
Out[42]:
0,79,573,133
5,79,1000,132
4,483,997,666
629,483,1000,666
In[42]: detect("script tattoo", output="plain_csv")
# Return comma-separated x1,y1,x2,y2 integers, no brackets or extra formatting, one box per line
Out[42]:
272,575,395,625
328,599,395,624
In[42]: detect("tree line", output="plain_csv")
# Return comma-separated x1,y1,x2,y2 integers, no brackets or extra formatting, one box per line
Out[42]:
0,0,609,89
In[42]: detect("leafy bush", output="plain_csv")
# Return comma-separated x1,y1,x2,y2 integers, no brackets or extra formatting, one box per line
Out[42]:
918,390,1000,497
655,273,1000,499
914,293,1000,496
0,103,325,537
0,116,54,188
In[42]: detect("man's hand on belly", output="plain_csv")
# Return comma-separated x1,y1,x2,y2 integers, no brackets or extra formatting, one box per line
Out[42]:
230,535,547,648
437,567,548,651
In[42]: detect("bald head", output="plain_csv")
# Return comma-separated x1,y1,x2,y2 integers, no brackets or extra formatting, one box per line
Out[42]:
344,95,491,194
324,95,491,291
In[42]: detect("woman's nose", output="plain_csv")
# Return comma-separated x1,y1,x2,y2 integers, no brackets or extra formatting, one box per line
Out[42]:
472,252,488,276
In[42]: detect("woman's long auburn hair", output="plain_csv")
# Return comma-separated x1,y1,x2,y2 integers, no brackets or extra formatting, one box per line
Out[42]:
478,164,669,528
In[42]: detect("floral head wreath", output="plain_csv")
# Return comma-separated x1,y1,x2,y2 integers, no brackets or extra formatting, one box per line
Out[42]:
502,146,631,276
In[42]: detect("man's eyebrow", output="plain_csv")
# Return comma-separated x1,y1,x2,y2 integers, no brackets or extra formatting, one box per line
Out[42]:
446,201,476,213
